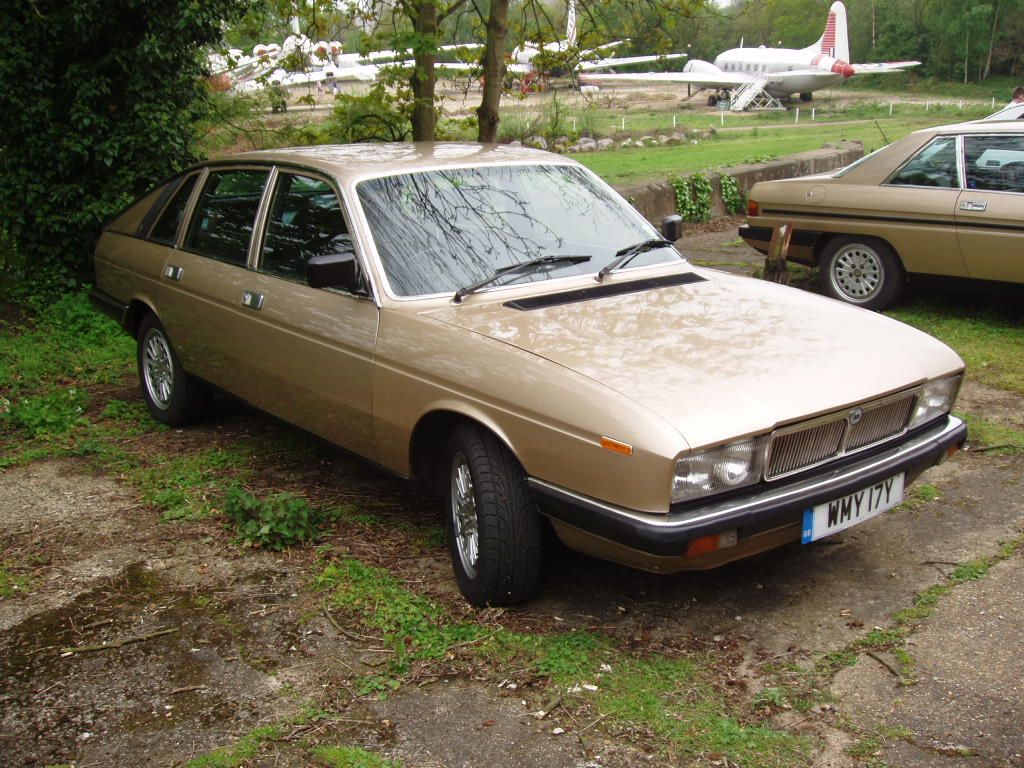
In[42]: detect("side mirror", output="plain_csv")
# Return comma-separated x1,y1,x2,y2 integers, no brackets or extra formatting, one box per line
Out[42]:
661,214,683,242
307,252,360,291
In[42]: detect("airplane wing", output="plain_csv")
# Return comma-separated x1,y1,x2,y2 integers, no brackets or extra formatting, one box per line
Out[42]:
579,70,754,88
577,53,687,72
850,61,921,74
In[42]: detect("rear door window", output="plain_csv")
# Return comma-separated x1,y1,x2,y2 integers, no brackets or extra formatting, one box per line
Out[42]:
185,169,269,265
964,135,1024,192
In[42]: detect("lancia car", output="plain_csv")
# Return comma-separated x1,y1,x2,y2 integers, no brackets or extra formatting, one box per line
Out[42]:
740,120,1024,310
91,143,966,605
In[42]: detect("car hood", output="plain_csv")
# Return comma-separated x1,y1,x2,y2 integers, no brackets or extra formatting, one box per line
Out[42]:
422,268,964,450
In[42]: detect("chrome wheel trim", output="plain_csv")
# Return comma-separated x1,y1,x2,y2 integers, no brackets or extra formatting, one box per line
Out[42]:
450,452,479,578
142,329,174,410
830,243,884,303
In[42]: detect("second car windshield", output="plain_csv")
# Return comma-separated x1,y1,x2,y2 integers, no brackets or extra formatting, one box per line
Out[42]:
357,164,679,297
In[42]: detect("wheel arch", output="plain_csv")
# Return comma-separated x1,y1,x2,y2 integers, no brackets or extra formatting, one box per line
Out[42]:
124,299,158,338
409,408,519,496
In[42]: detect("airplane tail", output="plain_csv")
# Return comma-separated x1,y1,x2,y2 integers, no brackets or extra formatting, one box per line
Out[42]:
566,0,577,47
803,1,850,62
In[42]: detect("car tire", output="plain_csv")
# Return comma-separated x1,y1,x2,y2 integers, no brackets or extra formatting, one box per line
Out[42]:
445,423,543,606
137,313,207,426
819,236,904,310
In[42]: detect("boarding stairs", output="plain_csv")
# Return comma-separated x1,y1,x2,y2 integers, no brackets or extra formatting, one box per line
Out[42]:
729,77,785,112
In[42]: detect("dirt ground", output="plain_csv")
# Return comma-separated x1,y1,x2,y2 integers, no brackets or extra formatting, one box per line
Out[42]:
2,226,1023,767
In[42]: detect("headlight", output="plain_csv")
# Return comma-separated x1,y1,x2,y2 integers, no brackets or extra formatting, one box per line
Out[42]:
909,374,962,429
672,437,766,504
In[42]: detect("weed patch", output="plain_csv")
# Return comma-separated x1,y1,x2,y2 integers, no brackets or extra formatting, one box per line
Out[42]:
226,487,336,550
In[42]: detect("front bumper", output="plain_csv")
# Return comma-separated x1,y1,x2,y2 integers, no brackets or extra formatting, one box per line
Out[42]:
530,415,966,558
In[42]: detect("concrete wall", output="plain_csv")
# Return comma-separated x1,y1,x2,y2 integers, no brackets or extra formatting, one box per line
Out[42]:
616,141,864,227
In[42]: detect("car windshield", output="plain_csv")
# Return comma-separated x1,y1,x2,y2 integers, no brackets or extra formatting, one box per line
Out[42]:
357,164,679,297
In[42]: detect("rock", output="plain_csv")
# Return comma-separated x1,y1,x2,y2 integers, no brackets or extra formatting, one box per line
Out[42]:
524,135,547,150
597,138,615,151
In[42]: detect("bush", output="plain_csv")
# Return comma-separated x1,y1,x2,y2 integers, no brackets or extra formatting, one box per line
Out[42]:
0,0,248,289
225,486,332,550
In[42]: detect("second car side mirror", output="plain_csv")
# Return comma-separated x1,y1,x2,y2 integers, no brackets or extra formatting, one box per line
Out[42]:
307,252,360,292
661,214,683,242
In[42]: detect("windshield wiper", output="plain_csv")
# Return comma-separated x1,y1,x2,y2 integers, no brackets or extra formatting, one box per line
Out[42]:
596,238,674,282
453,255,592,303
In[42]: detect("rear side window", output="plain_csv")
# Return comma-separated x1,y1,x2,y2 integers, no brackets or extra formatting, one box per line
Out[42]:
887,137,960,188
150,174,198,244
185,169,269,265
260,173,353,281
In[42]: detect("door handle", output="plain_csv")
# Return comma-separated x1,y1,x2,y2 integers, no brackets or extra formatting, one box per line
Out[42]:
959,200,988,212
164,264,184,281
241,291,264,310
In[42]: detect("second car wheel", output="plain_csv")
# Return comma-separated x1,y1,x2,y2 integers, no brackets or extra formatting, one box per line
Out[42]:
445,423,543,606
137,313,208,426
819,236,904,310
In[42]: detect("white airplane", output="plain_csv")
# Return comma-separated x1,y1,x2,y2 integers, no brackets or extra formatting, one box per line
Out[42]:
581,1,918,106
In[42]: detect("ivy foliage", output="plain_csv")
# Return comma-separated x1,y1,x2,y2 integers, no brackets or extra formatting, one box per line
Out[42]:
0,0,247,289
719,174,746,215
671,173,713,223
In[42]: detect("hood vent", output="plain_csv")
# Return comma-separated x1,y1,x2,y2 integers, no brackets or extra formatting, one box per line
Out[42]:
504,272,706,311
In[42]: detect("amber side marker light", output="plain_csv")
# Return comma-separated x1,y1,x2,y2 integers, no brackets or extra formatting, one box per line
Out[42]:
600,436,633,456
747,200,760,217
685,530,738,557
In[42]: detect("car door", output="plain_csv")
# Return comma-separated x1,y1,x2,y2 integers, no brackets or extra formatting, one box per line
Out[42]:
882,135,967,278
158,167,272,396
956,134,1024,284
239,169,380,460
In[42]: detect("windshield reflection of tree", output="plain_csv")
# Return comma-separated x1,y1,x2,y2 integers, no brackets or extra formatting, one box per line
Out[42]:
359,165,658,296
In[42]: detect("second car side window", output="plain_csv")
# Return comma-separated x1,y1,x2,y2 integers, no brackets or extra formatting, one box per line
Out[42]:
888,137,960,189
260,173,354,282
185,169,269,265
964,135,1024,193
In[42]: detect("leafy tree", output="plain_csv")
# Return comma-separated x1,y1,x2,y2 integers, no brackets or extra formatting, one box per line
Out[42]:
0,0,248,289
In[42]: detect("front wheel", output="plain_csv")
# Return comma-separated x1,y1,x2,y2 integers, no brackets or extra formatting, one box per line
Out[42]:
137,314,207,425
445,423,543,606
819,237,904,310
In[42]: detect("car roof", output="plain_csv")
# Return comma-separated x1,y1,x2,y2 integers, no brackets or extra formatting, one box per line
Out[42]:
980,103,1024,121
916,118,1024,135
207,142,574,182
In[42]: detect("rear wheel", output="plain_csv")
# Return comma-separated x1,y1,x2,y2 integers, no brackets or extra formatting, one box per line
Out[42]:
819,236,904,310
137,314,207,425
445,423,542,606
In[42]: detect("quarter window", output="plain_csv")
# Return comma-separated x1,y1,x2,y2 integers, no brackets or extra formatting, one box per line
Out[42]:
964,135,1024,193
150,174,198,244
888,137,960,188
260,173,353,281
185,169,269,265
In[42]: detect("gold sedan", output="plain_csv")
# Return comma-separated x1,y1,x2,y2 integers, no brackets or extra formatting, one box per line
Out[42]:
92,143,966,605
741,120,1024,310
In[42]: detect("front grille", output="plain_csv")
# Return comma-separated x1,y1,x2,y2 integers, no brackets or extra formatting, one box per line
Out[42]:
765,390,919,480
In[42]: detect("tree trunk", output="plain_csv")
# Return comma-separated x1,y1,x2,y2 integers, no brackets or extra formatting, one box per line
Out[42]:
410,0,438,141
985,0,1001,81
476,0,509,143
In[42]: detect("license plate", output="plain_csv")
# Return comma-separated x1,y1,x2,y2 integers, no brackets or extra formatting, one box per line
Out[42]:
802,473,905,544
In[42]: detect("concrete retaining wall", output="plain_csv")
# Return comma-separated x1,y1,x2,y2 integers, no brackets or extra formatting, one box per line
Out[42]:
616,140,864,227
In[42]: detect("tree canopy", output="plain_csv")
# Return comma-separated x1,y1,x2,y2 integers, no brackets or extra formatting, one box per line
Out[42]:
0,0,248,287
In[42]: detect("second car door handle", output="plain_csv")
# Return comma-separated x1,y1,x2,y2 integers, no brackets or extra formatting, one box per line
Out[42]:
959,200,988,212
241,291,264,310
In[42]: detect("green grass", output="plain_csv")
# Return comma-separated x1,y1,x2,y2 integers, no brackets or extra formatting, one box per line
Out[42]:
569,110,988,185
312,746,402,768
0,561,32,597
182,725,284,768
957,413,1024,454
317,558,809,766
886,296,1024,396
134,448,251,522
